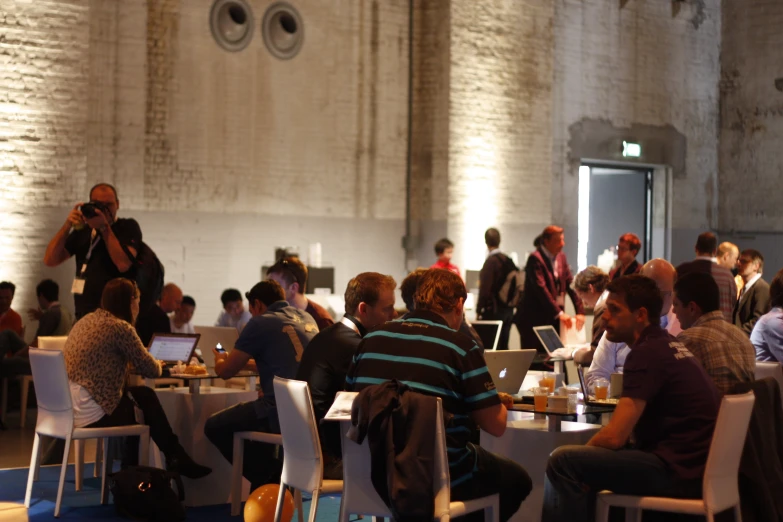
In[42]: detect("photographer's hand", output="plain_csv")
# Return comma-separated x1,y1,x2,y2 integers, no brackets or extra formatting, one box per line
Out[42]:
66,203,85,229
84,208,109,232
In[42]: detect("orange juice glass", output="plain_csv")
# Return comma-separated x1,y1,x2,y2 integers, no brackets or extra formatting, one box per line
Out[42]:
539,372,556,393
532,387,549,411
594,378,610,400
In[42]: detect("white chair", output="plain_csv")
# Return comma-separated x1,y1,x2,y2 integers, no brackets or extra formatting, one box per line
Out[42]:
270,377,343,522
24,349,151,518
37,337,68,350
596,391,756,522
754,361,783,404
339,396,499,522
230,432,283,516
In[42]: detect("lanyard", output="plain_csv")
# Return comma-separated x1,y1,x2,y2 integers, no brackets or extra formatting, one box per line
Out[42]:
340,316,361,336
79,229,102,277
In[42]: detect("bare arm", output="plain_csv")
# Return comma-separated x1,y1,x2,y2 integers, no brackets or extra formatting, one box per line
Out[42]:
471,402,508,437
99,224,136,273
587,397,646,449
214,347,252,379
44,204,83,267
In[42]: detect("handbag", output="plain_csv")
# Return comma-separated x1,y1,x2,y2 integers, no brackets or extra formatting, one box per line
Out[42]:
109,465,186,521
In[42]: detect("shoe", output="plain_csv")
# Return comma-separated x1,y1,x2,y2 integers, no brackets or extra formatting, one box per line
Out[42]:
165,448,212,479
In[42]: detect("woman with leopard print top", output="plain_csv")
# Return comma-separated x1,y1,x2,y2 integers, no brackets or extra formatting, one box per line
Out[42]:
63,278,211,479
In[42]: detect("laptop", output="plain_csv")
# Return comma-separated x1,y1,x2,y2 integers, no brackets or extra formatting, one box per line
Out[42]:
533,325,588,356
194,326,240,368
576,365,619,406
147,333,200,365
484,350,537,397
471,321,502,351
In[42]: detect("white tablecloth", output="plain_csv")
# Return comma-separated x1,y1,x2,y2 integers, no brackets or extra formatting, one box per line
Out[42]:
155,386,258,507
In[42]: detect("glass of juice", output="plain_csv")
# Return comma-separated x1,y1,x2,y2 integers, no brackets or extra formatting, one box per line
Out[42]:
539,372,556,393
533,387,549,412
594,378,610,400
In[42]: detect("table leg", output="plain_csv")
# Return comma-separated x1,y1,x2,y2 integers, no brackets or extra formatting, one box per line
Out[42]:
189,379,201,395
548,416,562,432
246,376,257,391
553,360,564,375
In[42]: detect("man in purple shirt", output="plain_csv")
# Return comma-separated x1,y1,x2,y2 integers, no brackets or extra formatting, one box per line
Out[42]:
543,275,721,522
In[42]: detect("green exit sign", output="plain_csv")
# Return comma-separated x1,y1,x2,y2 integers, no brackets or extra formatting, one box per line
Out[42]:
622,141,641,158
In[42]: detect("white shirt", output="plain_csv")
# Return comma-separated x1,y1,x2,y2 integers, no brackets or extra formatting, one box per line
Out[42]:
215,309,252,333
487,248,502,257
169,316,195,334
742,274,763,297
70,382,105,428
586,309,682,386
695,256,718,263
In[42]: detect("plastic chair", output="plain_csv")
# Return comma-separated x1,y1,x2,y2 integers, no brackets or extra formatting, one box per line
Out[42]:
24,349,150,518
596,391,755,522
0,502,28,521
754,361,783,404
339,396,499,522
230,432,283,516
270,377,343,522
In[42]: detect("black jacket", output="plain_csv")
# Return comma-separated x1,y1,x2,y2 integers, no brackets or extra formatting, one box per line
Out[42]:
734,279,771,335
347,381,441,522
734,377,783,522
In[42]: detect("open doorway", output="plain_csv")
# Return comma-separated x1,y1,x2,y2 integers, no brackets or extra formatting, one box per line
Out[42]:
577,164,653,273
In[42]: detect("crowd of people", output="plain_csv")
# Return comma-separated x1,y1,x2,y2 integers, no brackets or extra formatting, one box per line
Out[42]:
2,182,782,521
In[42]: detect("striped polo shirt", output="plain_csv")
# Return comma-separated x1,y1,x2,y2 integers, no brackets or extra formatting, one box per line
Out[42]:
345,309,500,487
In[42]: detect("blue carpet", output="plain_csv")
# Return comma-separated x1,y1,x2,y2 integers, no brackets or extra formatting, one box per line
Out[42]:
0,464,344,521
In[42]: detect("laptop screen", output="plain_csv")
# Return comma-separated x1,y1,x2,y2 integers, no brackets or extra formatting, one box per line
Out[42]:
534,326,564,354
148,334,200,363
472,322,502,351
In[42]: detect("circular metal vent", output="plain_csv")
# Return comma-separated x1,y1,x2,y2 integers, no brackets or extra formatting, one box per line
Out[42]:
210,0,254,52
261,2,304,60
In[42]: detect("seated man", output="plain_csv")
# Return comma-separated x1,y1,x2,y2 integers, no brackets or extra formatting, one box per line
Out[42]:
751,268,783,362
135,283,182,346
543,275,721,522
267,256,334,331
296,272,397,478
205,280,318,490
0,281,24,337
673,272,755,394
346,269,532,522
586,259,681,386
170,295,196,334
215,288,252,333
27,279,73,346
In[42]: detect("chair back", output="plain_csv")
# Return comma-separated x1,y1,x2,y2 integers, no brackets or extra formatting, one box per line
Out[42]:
273,377,324,492
28,349,75,438
432,399,451,517
754,361,783,403
38,336,68,350
702,391,755,513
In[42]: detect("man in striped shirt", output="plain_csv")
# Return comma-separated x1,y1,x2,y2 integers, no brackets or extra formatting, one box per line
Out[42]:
346,269,531,522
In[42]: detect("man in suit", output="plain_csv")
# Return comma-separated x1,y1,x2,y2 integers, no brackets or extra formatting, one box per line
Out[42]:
676,232,737,322
734,249,771,335
609,233,642,281
477,228,515,350
516,225,584,353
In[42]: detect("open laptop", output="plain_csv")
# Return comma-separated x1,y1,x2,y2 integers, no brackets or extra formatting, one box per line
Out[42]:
194,326,240,368
147,333,200,365
484,350,537,398
471,321,502,351
533,325,589,355
576,365,619,406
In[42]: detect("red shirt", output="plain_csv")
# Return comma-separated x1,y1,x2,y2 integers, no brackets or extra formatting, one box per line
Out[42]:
430,260,461,277
0,309,24,337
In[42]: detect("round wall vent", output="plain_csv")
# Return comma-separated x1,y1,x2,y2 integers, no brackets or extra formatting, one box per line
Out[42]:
261,2,304,60
210,0,254,52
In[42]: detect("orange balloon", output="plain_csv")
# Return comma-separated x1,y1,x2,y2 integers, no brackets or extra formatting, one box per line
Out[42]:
244,484,295,522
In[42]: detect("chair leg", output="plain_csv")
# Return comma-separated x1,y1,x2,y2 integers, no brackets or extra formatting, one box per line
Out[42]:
1,378,8,426
150,440,163,468
55,435,72,518
94,438,102,477
485,494,499,522
101,437,110,505
274,483,288,522
20,377,30,428
24,433,41,507
296,489,305,522
734,504,743,522
595,497,610,522
33,433,43,481
230,434,245,517
625,508,642,522
74,440,84,491
307,489,319,522
138,430,150,470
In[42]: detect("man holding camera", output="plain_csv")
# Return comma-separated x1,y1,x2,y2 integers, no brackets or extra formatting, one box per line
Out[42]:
44,183,141,319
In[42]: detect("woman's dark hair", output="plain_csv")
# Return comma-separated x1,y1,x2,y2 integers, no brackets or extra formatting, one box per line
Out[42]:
101,278,139,324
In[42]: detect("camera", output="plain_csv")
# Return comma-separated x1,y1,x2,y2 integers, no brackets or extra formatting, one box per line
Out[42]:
80,201,110,219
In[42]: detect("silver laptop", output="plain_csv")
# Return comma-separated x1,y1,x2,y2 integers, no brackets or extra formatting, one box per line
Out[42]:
471,321,503,351
484,350,537,395
148,333,200,365
533,325,566,355
194,326,239,368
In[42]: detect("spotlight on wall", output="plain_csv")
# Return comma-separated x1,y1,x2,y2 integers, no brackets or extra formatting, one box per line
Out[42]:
210,0,254,52
262,2,304,60
775,78,783,92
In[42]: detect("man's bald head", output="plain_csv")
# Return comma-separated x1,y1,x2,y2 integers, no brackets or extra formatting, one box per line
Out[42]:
160,283,183,313
641,259,676,316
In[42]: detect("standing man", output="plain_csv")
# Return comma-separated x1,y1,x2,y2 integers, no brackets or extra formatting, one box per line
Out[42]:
676,232,737,322
734,249,771,335
296,272,397,479
267,257,334,331
43,183,141,319
609,233,642,281
516,225,584,352
135,283,183,346
430,238,460,276
0,282,24,336
477,228,515,350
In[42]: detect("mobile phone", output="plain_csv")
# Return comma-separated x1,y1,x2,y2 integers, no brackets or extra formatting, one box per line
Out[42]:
215,343,227,354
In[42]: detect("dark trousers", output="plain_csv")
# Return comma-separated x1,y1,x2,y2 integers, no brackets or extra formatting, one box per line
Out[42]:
542,446,701,522
44,385,180,466
204,401,281,490
482,308,514,350
451,444,532,522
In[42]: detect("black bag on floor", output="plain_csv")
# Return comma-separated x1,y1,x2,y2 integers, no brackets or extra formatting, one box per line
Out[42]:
109,466,186,522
